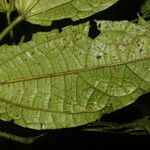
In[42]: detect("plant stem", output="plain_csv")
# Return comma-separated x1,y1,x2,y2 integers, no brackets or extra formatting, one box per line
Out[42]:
0,130,46,144
82,117,150,135
6,10,14,39
0,130,36,144
0,15,24,41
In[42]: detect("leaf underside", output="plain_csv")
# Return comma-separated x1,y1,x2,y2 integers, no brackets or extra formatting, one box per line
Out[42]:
138,15,150,29
0,0,8,12
0,21,149,130
140,0,150,16
15,0,119,25
0,0,15,12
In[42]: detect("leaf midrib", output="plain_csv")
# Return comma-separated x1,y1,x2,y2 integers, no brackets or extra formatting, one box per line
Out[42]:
0,56,149,85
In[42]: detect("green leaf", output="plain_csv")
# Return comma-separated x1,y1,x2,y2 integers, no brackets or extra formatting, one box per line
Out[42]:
0,0,9,12
0,21,149,130
15,0,118,26
140,0,150,16
0,0,15,12
138,14,150,29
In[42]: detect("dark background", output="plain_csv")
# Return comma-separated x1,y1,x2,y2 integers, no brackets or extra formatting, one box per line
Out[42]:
0,0,150,148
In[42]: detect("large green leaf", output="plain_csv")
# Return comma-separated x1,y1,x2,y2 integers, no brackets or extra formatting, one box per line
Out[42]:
138,15,150,29
0,0,15,12
141,0,150,16
15,0,118,26
0,21,149,130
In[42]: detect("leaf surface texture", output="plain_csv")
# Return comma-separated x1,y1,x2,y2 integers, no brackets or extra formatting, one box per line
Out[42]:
15,0,118,25
0,21,149,129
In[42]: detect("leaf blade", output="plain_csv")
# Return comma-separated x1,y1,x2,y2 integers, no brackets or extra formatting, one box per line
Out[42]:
15,0,119,25
138,14,150,29
0,21,149,129
0,0,15,12
140,0,150,16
